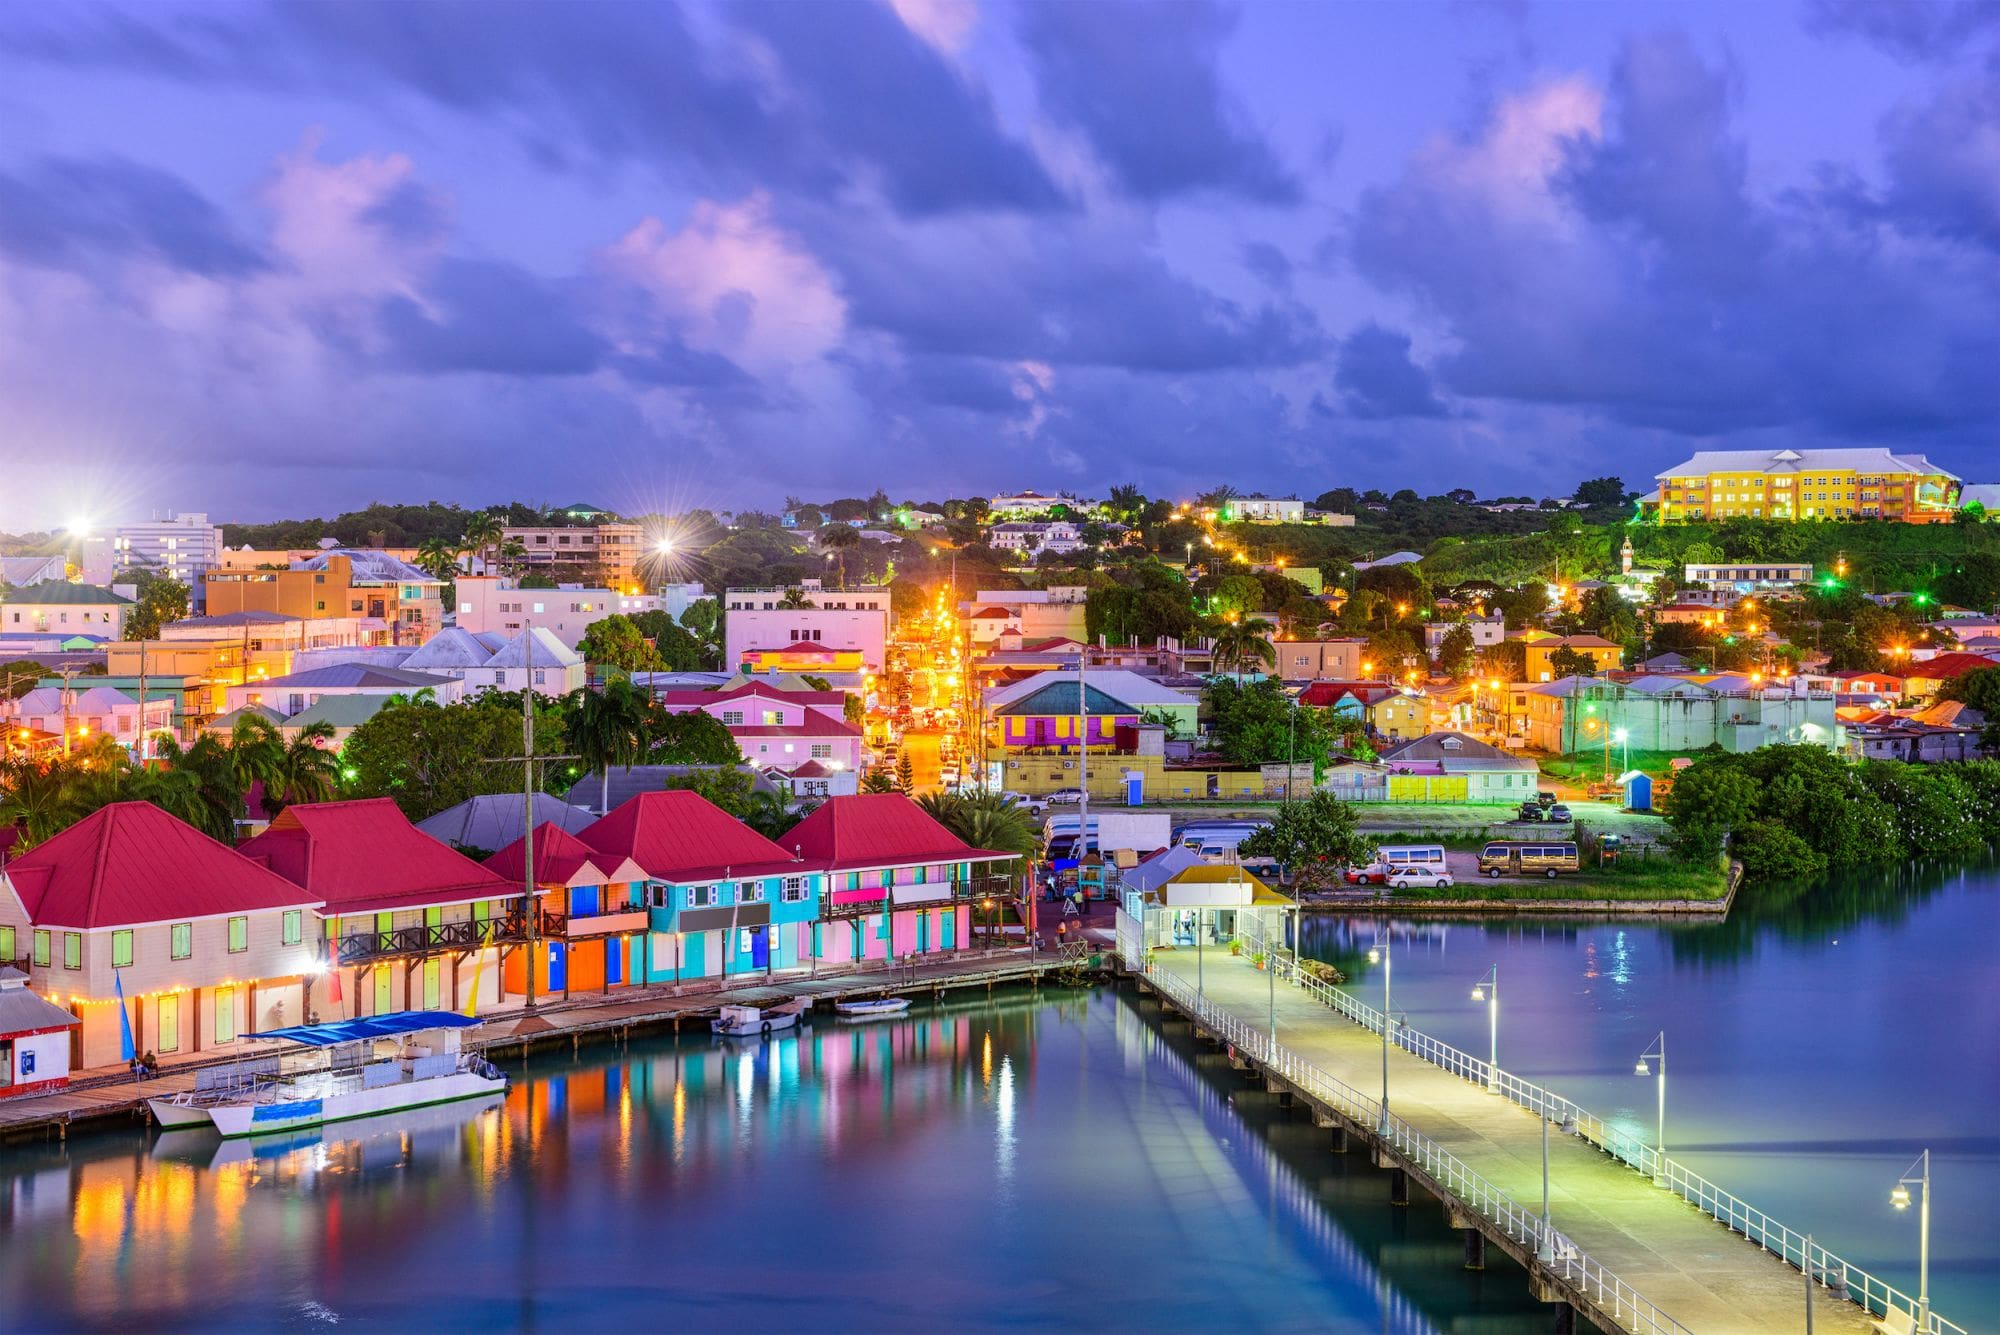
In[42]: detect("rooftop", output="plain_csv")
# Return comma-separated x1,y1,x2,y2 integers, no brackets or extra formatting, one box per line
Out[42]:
0,581,133,606
783,793,1012,871
1656,447,1959,480
238,798,517,915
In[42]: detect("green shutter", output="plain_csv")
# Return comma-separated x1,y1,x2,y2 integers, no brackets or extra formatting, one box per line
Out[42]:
215,987,235,1043
0,925,13,960
228,916,248,952
283,910,302,945
112,930,133,968
171,922,192,960
34,930,50,966
63,932,81,969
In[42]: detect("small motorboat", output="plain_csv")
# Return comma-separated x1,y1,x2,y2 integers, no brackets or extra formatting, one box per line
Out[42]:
835,997,911,1021
711,1001,805,1038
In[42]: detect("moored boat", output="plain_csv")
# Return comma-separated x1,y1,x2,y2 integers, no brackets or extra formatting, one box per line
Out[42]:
711,999,809,1038
145,1013,507,1138
834,997,911,1021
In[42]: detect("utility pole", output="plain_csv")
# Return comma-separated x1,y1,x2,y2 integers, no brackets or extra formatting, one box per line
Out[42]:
59,667,77,758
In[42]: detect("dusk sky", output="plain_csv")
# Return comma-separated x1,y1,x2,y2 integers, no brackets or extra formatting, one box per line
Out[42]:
1,0,1996,528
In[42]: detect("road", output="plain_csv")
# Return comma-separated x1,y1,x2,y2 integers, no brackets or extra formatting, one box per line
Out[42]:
899,729,947,793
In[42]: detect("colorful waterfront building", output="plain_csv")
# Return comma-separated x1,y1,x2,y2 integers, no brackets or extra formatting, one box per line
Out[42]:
484,825,648,998
784,794,1019,966
0,802,323,1069
580,791,816,983
238,798,520,1017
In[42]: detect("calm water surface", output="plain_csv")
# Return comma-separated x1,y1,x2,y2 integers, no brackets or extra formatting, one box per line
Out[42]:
4,863,1992,1333
2,989,1575,1334
1303,859,2000,1329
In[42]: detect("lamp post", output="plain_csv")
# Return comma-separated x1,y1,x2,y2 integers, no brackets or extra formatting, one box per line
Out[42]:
1367,932,1392,1132
1470,966,1498,1090
1891,1149,1931,1333
1634,1031,1667,1183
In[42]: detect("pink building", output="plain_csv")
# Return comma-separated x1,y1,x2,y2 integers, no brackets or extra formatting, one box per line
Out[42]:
655,681,863,777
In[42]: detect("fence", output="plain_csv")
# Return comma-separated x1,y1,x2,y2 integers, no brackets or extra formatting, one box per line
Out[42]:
1219,918,1966,1335
1136,952,1691,1335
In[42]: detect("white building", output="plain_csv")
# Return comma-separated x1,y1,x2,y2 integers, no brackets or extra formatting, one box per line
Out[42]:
1225,496,1306,523
988,492,1097,518
987,521,1083,554
962,587,1089,644
0,581,134,639
452,576,663,647
114,512,225,607
724,580,890,614
2,685,176,751
399,626,586,697
1424,615,1505,653
725,604,888,673
1683,562,1815,590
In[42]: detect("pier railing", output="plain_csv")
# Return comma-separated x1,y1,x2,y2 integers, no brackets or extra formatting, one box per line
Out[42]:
1223,922,1966,1335
1138,956,1691,1335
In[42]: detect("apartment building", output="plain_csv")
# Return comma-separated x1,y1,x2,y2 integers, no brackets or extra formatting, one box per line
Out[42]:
206,551,447,644
452,576,664,647
1654,448,1960,522
501,521,644,587
114,512,225,607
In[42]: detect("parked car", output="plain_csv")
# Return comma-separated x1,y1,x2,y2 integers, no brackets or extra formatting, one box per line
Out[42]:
1386,866,1454,890
1515,801,1547,823
1045,788,1086,805
1546,804,1573,823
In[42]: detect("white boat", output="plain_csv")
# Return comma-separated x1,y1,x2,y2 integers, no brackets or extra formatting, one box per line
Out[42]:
711,1000,808,1038
834,997,911,1021
146,1012,507,1139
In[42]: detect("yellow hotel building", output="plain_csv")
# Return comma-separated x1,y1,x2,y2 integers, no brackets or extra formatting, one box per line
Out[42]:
1655,448,1960,523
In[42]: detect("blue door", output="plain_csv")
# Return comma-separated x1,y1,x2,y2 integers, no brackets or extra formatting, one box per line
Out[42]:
607,937,624,985
941,908,955,951
546,941,567,993
917,911,930,953
750,926,769,970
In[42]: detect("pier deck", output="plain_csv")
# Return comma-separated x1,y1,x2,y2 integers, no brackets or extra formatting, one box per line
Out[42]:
1145,947,1892,1335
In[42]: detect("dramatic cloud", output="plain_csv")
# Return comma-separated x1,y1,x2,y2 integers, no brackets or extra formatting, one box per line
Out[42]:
1019,0,1301,203
1805,0,2000,63
0,155,264,278
1334,324,1449,419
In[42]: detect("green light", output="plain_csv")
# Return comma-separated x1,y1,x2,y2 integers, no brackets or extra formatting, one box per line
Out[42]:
1725,635,1737,644
1913,593,1930,605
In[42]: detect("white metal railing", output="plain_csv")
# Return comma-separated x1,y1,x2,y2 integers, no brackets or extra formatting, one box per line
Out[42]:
1238,937,1969,1335
1140,958,1691,1335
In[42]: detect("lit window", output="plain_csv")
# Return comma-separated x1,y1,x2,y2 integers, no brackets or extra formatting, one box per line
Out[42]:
228,915,248,953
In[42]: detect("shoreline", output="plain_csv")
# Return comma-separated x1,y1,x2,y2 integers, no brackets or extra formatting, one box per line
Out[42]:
1295,860,1743,918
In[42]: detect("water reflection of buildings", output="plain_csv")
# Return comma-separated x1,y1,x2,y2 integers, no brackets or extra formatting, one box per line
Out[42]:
0,1004,1045,1327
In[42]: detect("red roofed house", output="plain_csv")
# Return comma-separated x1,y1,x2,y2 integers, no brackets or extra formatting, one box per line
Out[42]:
581,791,810,982
0,802,323,1069
484,824,647,999
783,794,1020,967
239,798,521,1019
657,680,864,780
1901,652,2000,700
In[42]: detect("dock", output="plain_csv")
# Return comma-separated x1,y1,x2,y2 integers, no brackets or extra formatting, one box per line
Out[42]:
0,948,1073,1144
1132,943,1951,1334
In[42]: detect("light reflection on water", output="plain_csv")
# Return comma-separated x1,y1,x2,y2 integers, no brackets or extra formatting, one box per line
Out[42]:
1301,858,2000,1329
1,992,1579,1334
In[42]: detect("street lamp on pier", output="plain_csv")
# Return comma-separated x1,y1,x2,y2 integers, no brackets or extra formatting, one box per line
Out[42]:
1366,933,1392,1132
1634,1031,1667,1184
1470,966,1498,1089
1891,1149,1931,1333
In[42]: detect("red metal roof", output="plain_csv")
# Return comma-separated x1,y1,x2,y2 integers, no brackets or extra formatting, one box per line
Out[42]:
3,802,320,930
238,798,516,914
653,683,848,711
727,714,861,738
783,794,1013,872
484,823,631,887
580,790,801,882
1907,652,2000,679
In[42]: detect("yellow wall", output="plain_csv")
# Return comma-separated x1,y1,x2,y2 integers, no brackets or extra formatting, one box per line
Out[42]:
1657,470,1955,522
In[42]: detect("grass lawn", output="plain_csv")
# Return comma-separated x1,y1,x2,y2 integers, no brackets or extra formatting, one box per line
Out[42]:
1536,750,1682,784
1356,800,1672,842
1386,854,1730,904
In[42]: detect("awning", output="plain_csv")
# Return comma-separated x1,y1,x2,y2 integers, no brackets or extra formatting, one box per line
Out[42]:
679,903,772,933
244,1011,481,1048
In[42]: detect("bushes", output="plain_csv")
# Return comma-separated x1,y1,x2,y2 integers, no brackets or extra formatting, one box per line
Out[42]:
1666,745,1997,882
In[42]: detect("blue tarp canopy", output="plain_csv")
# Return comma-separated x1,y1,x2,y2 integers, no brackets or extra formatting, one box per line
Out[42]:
244,1011,482,1048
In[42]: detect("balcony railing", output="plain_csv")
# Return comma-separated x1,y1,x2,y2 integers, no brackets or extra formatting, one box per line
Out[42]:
817,872,1020,920
332,908,566,966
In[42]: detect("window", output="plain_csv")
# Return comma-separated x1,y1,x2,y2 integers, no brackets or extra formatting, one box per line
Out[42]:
721,710,744,725
688,885,716,908
112,929,133,967
63,932,81,969
34,929,50,966
282,910,302,945
171,922,192,959
810,744,832,759
0,925,11,961
761,710,782,725
228,915,249,953
743,882,765,903
782,877,808,903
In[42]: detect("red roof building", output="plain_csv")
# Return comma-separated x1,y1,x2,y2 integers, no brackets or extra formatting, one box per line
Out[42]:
1904,653,2000,686
484,823,644,891
581,790,801,883
240,798,517,919
4,802,318,930
783,793,1013,874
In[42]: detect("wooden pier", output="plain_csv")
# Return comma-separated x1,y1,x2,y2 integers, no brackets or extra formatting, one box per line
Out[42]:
0,949,1074,1144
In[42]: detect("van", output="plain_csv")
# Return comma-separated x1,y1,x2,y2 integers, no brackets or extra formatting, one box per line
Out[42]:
1478,842,1581,879
1377,844,1447,871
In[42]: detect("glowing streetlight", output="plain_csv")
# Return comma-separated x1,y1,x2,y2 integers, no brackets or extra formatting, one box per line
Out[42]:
1890,1150,1932,1333
1634,1031,1668,1184
1470,966,1499,1089
1367,934,1393,1132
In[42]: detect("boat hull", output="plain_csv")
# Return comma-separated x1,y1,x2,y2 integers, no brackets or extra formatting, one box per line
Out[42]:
146,1097,218,1130
710,1013,800,1038
835,999,911,1021
205,1071,508,1139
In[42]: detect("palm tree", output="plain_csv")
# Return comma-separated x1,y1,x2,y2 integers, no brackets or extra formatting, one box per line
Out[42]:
818,525,861,589
270,720,341,812
498,538,528,576
149,733,246,842
1213,615,1277,683
461,512,504,575
415,537,461,581
226,713,287,798
564,680,651,814
0,758,86,849
1106,483,1146,522
777,587,813,610
916,791,1036,858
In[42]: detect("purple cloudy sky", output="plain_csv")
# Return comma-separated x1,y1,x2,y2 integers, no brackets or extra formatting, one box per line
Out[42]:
1,0,1996,528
